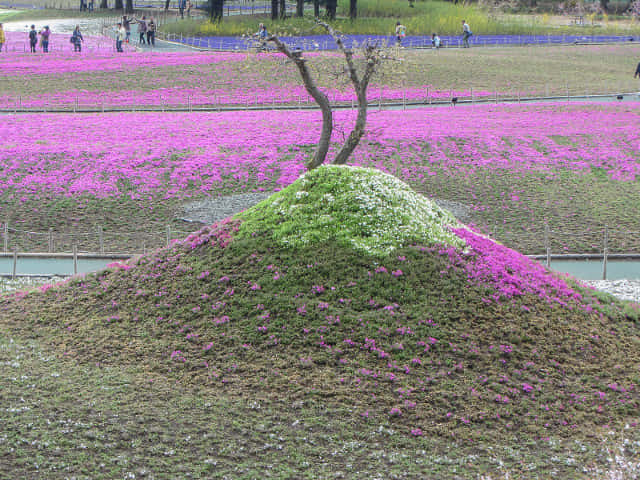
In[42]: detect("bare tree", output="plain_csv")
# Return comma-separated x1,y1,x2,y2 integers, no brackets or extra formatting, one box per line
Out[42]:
268,21,385,170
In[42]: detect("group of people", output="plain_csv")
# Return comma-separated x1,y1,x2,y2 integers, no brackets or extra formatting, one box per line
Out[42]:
26,24,83,53
394,19,472,48
178,0,193,19
115,15,156,52
79,0,95,11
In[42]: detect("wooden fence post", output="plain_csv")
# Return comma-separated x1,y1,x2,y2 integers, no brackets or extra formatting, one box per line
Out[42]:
544,224,551,268
602,225,608,281
12,249,17,279
98,226,104,254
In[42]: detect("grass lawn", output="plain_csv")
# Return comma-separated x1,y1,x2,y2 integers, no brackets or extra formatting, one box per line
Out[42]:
1,44,638,109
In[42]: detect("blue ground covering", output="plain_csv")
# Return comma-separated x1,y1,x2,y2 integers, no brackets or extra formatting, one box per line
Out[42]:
178,33,637,51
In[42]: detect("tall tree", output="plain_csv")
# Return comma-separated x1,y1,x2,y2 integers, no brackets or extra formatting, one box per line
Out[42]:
349,0,357,19
271,0,278,20
125,0,133,13
164,0,170,10
326,0,337,20
279,0,286,18
211,0,224,20
115,0,123,10
100,0,108,8
313,0,319,17
296,0,304,17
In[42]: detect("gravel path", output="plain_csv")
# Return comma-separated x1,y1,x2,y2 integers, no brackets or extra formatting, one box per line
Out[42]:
584,280,640,303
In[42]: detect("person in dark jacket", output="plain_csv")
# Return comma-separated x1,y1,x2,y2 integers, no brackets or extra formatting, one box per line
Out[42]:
28,25,37,53
635,62,640,79
71,25,83,52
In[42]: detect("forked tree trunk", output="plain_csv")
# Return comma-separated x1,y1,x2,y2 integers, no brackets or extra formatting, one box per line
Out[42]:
279,0,286,18
269,36,333,170
318,21,378,164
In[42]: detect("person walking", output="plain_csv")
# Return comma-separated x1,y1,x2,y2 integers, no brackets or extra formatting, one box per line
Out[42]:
431,32,440,49
255,22,269,51
146,17,156,46
0,23,5,53
122,16,132,43
39,25,51,53
635,61,640,79
115,22,125,52
136,15,147,45
395,21,406,46
71,25,83,52
28,25,38,53
462,19,472,48
186,0,192,17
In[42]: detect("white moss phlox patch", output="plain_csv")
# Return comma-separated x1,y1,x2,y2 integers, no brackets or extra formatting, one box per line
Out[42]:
237,165,465,257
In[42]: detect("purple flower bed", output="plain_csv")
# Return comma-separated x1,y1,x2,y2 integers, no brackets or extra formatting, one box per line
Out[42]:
180,33,638,51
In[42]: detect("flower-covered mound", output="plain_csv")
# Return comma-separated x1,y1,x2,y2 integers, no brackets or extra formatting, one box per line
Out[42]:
237,165,464,256
1,167,639,478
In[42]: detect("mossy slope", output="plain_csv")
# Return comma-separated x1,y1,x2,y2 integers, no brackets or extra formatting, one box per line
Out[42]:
1,166,639,455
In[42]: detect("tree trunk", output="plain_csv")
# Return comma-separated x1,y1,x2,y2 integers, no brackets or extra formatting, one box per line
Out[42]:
317,21,378,165
326,0,337,19
164,0,169,10
600,0,609,11
115,0,123,9
349,0,357,19
269,36,333,170
313,0,319,17
125,0,133,13
211,0,224,20
271,0,278,19
100,0,108,8
279,0,285,18
296,0,303,17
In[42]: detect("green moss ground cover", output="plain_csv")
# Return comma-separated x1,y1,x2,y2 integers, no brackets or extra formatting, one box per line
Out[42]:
1,166,639,478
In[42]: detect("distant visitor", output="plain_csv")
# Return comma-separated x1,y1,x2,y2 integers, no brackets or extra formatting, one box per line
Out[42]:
395,21,406,46
462,20,472,48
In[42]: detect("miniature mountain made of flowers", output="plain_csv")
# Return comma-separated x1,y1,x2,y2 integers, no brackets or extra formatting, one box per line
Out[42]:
3,165,639,457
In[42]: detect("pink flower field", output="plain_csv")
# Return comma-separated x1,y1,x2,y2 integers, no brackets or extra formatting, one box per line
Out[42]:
0,102,637,199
